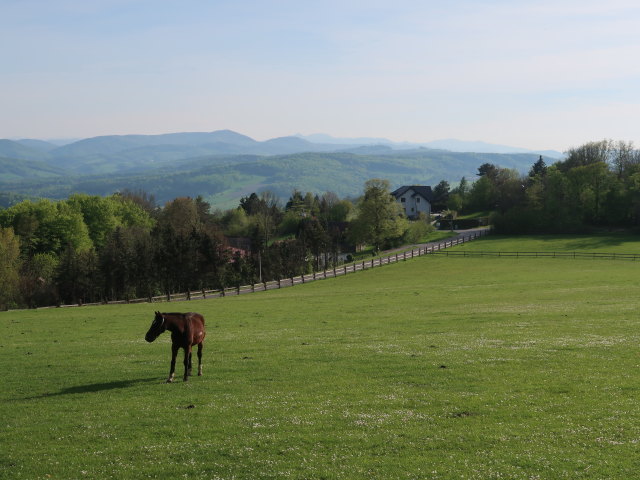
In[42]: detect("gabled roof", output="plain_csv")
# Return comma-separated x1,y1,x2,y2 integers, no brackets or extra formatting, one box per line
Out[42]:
391,185,434,202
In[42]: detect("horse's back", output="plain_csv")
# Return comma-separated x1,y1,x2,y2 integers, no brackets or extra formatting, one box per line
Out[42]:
185,312,205,327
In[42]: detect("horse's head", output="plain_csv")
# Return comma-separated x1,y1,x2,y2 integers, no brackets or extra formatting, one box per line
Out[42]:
145,311,166,342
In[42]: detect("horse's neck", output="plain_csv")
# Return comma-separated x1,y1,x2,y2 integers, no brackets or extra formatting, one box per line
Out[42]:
165,316,185,334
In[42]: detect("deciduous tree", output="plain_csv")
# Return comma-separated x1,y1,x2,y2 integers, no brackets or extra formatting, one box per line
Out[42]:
352,179,404,253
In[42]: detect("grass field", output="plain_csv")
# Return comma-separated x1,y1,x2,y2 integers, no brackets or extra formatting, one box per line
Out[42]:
2,234,640,479
453,231,640,253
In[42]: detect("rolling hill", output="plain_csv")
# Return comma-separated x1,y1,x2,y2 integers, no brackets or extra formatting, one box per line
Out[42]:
3,130,564,176
0,155,68,182
0,139,52,162
0,129,561,208
1,149,545,209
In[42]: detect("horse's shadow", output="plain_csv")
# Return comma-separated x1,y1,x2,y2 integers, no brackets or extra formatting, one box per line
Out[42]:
23,377,159,400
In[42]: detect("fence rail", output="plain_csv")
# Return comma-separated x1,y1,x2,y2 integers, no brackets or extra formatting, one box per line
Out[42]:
36,229,490,309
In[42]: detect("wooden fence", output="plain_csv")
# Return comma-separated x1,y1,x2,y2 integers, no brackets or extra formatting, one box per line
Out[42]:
49,229,640,309
52,229,489,308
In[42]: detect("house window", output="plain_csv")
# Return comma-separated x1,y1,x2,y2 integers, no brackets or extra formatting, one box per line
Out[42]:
411,207,414,212
416,197,421,203
401,197,406,203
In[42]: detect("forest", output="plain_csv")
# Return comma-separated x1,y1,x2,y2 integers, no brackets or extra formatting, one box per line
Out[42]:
475,140,640,233
1,139,639,310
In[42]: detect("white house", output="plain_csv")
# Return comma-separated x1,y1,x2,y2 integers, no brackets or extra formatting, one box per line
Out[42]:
391,185,434,218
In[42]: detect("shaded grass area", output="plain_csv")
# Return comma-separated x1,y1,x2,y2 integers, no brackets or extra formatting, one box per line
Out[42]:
456,232,640,253
2,235,640,479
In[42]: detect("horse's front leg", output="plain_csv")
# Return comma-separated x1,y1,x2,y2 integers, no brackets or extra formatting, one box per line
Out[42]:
167,344,179,383
197,342,203,376
183,345,192,381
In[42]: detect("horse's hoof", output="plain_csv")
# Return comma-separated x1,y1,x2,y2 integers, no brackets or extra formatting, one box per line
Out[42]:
166,378,173,383
198,372,202,376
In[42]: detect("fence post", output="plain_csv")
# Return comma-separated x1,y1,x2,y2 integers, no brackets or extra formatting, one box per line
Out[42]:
278,279,281,288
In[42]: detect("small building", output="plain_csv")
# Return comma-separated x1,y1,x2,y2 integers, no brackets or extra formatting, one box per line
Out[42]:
391,185,434,218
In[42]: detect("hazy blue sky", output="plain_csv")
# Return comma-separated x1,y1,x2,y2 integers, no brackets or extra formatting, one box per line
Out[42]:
1,0,639,151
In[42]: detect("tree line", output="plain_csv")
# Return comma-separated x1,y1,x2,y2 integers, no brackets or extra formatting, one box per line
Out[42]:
0,181,434,309
445,140,640,233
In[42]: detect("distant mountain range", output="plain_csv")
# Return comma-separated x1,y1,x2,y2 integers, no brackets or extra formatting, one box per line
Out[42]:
0,130,564,209
294,133,563,158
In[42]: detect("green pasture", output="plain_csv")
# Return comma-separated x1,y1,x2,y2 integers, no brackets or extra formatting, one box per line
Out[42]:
454,231,640,253
2,235,640,479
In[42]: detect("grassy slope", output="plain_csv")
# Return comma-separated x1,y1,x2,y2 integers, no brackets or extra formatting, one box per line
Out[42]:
2,236,640,479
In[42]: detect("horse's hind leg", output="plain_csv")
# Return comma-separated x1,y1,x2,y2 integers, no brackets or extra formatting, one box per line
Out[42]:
197,343,203,376
187,351,193,376
183,346,192,381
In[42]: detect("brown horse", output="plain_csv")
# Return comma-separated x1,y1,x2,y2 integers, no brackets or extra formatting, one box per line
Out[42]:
145,311,206,383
